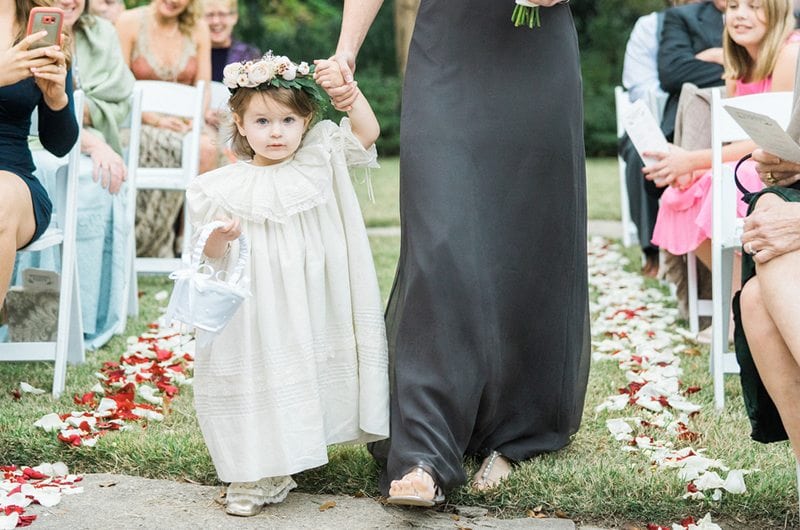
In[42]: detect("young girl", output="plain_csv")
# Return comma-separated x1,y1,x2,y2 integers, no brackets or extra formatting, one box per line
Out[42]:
644,0,799,267
185,53,389,517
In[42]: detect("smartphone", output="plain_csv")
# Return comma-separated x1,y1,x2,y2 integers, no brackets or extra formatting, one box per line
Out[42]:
26,7,64,49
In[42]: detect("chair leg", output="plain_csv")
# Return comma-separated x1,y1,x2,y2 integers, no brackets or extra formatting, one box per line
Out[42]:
687,252,699,335
796,458,800,516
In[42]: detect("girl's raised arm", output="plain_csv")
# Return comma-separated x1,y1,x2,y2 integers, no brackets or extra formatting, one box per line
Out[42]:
315,59,379,148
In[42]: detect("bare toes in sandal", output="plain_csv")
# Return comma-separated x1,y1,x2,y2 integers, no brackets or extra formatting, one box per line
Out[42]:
472,451,512,491
387,466,444,507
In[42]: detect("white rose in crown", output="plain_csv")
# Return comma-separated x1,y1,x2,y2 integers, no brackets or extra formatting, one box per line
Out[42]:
274,56,291,75
237,72,252,87
222,63,243,88
282,64,298,81
248,61,272,85
297,61,310,76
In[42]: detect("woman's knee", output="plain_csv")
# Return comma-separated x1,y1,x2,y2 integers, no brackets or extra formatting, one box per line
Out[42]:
740,277,764,318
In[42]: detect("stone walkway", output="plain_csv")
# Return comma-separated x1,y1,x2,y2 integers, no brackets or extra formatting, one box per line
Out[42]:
29,474,610,529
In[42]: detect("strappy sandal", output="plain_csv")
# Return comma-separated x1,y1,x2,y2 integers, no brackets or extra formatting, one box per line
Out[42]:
386,465,445,507
471,450,511,491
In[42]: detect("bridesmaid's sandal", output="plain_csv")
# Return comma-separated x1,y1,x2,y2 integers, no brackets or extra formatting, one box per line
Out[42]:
386,466,444,507
471,451,512,491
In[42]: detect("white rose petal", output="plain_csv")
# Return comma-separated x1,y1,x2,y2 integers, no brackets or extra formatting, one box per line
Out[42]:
297,61,310,76
34,413,67,432
0,513,19,530
32,489,61,507
20,382,46,394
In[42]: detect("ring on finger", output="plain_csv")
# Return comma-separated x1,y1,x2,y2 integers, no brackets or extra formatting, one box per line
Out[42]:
765,171,778,186
744,242,757,255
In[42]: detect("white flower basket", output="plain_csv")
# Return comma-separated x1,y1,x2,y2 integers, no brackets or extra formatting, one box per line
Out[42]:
165,221,250,338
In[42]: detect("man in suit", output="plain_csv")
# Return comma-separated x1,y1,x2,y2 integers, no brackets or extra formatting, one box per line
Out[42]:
658,0,726,144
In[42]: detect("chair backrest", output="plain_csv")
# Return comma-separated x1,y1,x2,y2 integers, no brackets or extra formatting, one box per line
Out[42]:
127,80,205,274
132,80,206,188
710,88,794,247
209,80,230,113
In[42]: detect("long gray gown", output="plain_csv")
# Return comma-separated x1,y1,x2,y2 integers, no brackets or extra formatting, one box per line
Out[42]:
368,0,591,494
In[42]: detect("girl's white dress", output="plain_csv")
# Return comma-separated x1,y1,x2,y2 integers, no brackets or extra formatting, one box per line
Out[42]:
186,119,389,483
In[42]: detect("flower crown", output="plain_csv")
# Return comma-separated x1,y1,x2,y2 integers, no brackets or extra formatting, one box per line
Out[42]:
222,52,324,103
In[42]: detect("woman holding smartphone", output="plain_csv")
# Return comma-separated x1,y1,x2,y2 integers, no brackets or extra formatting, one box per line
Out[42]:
0,1,78,308
14,0,135,347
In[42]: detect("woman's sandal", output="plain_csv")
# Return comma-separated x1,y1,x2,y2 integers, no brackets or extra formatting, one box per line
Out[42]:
386,465,445,507
471,450,511,491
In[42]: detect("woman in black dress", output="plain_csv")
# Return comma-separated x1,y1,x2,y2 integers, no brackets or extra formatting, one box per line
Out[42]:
328,0,590,504
0,1,78,307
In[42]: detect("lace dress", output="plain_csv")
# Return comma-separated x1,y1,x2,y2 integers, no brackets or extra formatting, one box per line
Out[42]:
186,119,389,483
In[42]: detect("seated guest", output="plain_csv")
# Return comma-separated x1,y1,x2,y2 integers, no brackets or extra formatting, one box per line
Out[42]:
204,0,260,83
116,0,215,258
16,0,135,347
645,0,799,268
619,0,700,277
90,0,125,23
1,7,78,309
736,142,800,458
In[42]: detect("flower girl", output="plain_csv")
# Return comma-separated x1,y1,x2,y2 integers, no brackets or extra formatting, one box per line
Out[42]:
185,53,389,517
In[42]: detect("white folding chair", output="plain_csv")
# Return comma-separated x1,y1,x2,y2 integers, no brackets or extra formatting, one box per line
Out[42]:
116,85,144,333
128,80,205,275
707,87,793,408
615,86,638,248
0,91,86,398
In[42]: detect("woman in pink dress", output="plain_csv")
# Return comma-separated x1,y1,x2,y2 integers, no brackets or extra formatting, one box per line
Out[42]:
644,0,799,270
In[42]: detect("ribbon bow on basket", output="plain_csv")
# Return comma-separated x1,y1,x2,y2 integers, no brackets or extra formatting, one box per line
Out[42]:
165,220,251,347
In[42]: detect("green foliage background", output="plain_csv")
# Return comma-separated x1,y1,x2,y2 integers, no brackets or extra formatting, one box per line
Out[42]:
123,0,672,156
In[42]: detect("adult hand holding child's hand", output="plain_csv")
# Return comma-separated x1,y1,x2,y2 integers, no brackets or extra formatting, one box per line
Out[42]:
317,54,358,111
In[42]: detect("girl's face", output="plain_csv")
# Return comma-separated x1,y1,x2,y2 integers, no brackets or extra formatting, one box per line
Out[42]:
204,1,237,48
726,0,769,54
234,93,310,166
152,0,191,20
56,0,86,29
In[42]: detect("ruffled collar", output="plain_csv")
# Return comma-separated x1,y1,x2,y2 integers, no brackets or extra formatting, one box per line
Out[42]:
191,139,332,224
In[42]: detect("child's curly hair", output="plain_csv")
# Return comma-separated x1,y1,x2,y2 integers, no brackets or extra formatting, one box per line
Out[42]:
228,86,320,160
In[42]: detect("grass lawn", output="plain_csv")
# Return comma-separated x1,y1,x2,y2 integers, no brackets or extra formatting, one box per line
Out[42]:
1,159,796,528
355,157,624,226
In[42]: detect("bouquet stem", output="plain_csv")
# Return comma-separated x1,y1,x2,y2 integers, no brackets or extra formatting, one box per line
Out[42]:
512,4,540,28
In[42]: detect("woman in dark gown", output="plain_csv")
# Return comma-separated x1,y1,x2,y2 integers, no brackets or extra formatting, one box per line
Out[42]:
1,5,78,307
329,0,590,503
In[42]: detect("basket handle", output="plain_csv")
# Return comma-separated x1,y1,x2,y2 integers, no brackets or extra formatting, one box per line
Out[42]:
190,220,249,286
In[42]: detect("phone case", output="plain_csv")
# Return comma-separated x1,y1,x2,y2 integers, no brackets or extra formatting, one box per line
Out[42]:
26,7,64,49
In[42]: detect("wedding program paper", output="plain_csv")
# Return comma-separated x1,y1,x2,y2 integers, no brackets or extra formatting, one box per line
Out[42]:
622,99,670,166
724,105,800,164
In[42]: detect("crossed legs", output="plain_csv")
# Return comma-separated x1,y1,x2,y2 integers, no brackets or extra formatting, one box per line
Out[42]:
740,235,800,461
0,170,36,306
